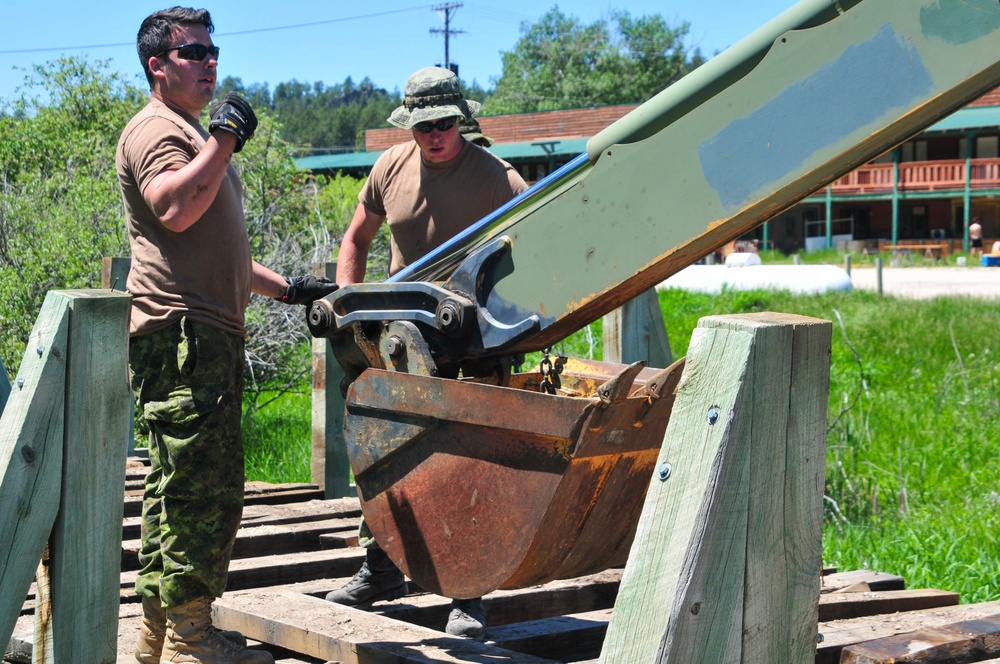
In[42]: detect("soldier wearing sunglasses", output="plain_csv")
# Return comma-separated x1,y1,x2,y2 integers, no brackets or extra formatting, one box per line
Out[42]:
329,66,527,641
117,7,335,664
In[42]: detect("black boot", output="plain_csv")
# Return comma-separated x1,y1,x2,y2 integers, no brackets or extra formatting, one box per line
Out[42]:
324,547,408,607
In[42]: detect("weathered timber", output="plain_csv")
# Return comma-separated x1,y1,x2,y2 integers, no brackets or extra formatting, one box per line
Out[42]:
602,289,673,368
0,294,70,653
214,589,559,664
310,261,353,499
817,600,1000,664
120,517,359,569
818,589,959,622
35,291,132,664
839,613,1000,663
122,482,324,517
601,313,831,664
489,609,614,662
821,570,906,593
0,356,10,415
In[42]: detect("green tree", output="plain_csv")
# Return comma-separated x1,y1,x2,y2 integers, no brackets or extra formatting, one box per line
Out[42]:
487,6,701,114
0,58,145,372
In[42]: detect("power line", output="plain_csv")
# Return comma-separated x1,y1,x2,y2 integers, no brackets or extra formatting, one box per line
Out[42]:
0,6,432,56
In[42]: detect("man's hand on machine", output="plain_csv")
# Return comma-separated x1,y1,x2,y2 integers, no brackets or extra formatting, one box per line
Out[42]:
277,276,339,305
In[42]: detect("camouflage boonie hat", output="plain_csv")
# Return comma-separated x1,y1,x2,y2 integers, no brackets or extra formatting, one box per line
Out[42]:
388,66,481,130
460,117,493,147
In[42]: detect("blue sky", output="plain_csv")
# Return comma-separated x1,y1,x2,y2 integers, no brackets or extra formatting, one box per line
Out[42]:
0,1,795,103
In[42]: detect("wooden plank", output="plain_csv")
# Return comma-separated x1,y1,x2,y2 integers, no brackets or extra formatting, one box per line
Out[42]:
122,483,324,517
601,313,831,664
35,290,132,664
121,516,358,569
0,356,11,415
818,589,959,622
602,288,673,368
310,261,353,499
0,293,70,653
817,600,1000,664
214,590,560,663
821,570,906,593
840,613,1000,663
489,608,612,661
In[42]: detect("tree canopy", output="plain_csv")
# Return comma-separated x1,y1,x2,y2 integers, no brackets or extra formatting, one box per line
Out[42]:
486,6,704,114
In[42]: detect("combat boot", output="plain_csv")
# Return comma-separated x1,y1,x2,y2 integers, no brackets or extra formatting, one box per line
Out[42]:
162,596,274,664
324,547,408,606
446,597,486,641
135,595,248,663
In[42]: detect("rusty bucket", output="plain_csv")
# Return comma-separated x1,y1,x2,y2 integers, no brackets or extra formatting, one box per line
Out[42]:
343,357,683,599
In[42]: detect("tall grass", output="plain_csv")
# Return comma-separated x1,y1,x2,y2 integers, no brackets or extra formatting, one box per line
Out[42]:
244,286,1000,603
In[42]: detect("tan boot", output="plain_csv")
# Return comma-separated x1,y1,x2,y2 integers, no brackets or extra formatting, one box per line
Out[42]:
136,595,248,663
162,597,274,664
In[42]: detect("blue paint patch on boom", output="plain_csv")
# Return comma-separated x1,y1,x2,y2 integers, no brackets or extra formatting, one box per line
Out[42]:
698,23,934,211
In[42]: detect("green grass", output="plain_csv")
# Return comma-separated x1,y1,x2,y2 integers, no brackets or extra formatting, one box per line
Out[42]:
243,391,313,484
243,286,1000,603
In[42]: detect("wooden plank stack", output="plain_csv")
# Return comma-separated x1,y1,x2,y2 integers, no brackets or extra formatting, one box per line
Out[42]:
6,459,1000,663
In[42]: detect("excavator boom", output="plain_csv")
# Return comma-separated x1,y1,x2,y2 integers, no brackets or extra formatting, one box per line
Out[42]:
309,0,1000,598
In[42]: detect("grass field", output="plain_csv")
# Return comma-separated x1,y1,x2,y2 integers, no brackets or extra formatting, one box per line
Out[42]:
245,284,1000,603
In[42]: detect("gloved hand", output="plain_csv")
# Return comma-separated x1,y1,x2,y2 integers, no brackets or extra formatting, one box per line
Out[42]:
209,92,257,153
278,276,338,305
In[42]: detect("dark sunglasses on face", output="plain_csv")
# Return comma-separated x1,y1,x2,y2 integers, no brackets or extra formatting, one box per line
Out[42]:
413,118,458,133
156,43,220,62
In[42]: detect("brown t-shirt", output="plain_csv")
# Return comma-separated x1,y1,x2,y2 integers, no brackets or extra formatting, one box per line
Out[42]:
116,100,252,337
360,140,528,275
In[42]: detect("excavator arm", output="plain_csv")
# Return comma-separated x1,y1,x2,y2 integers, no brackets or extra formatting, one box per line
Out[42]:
309,0,1000,598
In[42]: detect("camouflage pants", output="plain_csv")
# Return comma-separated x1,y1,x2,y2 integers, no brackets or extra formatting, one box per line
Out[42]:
129,317,245,608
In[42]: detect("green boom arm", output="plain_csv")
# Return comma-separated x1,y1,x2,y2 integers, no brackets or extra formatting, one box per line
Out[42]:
310,0,1000,369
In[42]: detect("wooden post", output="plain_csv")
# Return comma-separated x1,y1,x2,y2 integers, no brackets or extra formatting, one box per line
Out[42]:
34,290,132,664
101,256,135,455
311,262,352,498
600,312,830,664
602,289,673,368
0,356,11,415
0,293,70,652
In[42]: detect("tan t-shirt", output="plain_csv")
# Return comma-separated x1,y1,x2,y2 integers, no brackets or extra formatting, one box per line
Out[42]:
360,140,528,275
116,99,252,337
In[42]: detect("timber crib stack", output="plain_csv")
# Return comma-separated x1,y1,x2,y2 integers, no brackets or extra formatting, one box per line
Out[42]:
6,455,1000,664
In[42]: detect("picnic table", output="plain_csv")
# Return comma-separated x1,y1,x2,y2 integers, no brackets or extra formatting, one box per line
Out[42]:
885,243,948,263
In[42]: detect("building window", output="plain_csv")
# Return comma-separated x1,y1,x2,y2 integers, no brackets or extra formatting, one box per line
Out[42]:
976,135,999,159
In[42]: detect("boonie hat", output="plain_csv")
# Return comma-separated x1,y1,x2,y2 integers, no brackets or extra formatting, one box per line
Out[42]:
459,118,494,147
388,66,481,130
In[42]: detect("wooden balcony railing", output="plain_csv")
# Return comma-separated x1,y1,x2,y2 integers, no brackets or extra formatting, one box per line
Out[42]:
829,158,1000,194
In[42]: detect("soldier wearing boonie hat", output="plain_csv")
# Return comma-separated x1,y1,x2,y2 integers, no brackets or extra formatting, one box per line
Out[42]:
460,118,494,148
327,64,528,642
388,66,482,130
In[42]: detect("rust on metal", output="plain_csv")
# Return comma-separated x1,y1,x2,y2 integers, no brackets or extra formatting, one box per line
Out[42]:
343,357,684,598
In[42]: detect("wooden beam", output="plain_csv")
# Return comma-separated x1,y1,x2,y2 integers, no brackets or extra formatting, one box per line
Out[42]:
0,293,70,652
602,289,673,368
34,290,131,664
840,613,1000,663
214,589,560,663
600,313,831,664
0,356,11,415
817,597,1000,662
818,589,959,622
311,261,353,498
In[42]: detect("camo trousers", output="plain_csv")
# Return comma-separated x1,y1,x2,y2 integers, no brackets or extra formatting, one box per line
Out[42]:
129,317,245,609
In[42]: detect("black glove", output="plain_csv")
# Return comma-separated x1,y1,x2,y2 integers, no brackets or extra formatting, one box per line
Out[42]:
209,92,257,153
278,276,338,305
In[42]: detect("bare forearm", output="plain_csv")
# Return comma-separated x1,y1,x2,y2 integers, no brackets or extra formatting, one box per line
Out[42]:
146,133,239,232
252,261,287,299
335,241,369,285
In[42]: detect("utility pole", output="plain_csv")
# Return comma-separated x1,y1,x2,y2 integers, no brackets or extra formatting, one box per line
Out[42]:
430,2,465,74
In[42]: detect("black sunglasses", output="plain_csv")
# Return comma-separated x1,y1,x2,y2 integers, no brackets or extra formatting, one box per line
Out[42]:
413,118,458,133
156,43,220,62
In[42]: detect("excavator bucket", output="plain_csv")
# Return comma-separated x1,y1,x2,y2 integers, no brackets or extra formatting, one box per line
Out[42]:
343,357,684,599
